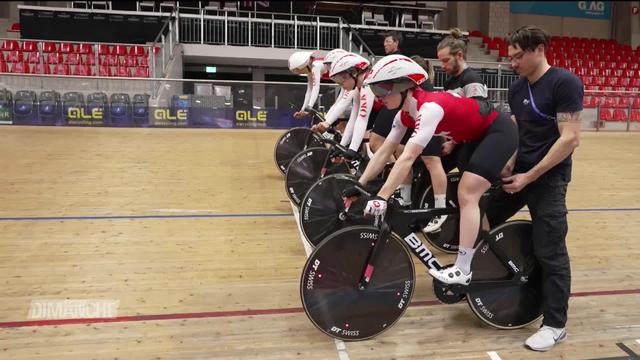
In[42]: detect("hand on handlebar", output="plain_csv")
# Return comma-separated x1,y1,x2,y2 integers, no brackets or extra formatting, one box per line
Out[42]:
364,195,387,217
293,111,309,119
311,121,330,133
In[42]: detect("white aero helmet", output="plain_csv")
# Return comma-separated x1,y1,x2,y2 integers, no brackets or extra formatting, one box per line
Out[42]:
329,52,370,78
288,51,314,74
363,54,428,97
322,48,347,65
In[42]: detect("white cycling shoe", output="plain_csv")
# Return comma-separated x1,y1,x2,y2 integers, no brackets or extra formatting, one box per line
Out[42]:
428,265,472,285
423,214,448,233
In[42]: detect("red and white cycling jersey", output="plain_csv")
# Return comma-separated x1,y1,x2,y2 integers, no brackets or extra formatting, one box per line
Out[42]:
388,86,499,147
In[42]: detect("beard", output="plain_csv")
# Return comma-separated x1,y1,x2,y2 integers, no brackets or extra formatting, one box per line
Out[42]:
450,58,461,75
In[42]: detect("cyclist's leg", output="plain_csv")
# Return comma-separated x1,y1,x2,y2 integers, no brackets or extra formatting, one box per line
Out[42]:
370,107,398,153
430,113,518,284
420,137,449,231
335,117,348,134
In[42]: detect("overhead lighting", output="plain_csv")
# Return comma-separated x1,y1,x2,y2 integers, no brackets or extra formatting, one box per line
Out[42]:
206,66,217,73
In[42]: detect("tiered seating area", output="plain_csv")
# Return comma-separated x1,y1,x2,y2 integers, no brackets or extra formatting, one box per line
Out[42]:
0,39,155,78
470,31,640,124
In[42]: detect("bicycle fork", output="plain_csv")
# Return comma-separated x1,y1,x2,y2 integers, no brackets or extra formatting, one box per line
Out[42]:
357,217,389,290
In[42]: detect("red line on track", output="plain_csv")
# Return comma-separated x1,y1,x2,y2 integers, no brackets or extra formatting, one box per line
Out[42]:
1,288,638,329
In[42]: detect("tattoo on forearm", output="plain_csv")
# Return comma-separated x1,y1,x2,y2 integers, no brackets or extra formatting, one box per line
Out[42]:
557,111,581,123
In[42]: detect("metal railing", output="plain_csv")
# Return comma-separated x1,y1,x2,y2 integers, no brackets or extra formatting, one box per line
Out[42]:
178,8,343,49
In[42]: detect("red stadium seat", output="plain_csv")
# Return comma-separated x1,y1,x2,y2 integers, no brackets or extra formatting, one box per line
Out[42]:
632,97,640,109
617,97,631,108
631,109,640,121
613,109,628,121
115,66,131,77
0,61,7,73
10,62,30,74
52,63,70,75
43,42,58,53
72,64,94,76
133,67,149,78
6,51,22,63
114,45,128,56
83,54,97,65
26,51,40,64
130,46,147,56
98,44,111,55
59,42,77,54
599,108,612,120
137,56,148,67
1,40,19,51
46,52,64,64
100,54,118,66
34,62,51,74
99,65,112,77
21,41,38,52
607,77,619,87
78,43,94,54
125,56,137,67
65,53,81,65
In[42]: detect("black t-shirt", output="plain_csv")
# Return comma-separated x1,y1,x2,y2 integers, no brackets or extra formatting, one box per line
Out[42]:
508,67,584,179
443,67,488,99
420,81,435,91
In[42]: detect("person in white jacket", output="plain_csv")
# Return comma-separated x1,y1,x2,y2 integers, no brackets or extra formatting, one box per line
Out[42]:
288,49,356,128
327,52,374,156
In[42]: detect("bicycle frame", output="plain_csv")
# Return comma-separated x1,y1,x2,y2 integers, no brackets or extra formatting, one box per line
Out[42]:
357,198,530,293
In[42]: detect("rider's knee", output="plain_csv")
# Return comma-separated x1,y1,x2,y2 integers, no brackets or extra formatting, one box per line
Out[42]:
369,135,383,152
422,156,440,169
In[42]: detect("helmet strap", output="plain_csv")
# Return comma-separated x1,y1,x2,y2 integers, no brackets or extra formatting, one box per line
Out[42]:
390,89,408,111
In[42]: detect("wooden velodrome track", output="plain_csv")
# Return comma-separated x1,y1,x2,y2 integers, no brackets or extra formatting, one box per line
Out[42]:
0,126,638,360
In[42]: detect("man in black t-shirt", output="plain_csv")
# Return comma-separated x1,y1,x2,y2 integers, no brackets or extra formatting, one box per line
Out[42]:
487,25,583,352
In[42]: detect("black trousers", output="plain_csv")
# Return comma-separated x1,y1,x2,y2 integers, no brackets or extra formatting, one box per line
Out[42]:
485,170,572,328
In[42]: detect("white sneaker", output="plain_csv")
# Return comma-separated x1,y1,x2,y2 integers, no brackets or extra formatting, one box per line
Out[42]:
428,265,472,285
525,325,567,352
423,214,448,233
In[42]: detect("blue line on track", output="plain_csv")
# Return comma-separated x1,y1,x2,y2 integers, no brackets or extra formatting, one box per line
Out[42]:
0,207,637,221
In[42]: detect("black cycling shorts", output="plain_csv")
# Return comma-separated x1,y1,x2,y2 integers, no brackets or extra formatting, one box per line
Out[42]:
457,112,518,183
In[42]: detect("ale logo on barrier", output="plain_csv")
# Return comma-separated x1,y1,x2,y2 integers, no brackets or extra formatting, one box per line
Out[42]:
68,107,103,119
236,110,267,122
154,109,188,121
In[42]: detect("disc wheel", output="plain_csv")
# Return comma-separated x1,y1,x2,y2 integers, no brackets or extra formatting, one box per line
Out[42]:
300,174,374,247
285,147,350,207
466,220,543,329
301,226,415,341
274,127,323,175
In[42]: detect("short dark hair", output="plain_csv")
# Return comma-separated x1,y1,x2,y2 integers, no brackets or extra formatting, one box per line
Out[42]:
383,31,402,47
508,25,550,52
